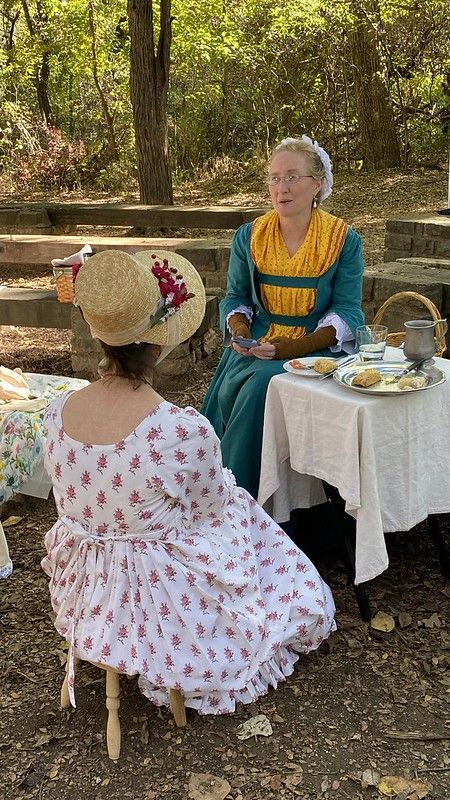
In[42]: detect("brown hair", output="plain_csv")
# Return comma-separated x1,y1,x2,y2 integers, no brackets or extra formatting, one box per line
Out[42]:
98,341,161,388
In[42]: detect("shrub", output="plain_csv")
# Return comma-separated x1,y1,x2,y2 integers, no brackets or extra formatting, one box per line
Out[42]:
11,124,86,192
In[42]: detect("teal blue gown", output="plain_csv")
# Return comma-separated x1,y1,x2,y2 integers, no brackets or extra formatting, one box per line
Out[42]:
201,222,364,499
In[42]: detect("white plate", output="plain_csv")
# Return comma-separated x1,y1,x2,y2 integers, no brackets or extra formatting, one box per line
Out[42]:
283,357,335,377
333,360,446,396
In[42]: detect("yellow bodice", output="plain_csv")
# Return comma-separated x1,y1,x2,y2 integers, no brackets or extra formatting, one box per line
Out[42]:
250,209,348,341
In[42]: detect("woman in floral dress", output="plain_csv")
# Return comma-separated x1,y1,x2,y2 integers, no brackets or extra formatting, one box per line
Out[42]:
42,249,336,713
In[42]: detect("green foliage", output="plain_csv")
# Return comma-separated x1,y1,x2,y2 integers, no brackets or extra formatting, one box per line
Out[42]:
0,0,449,192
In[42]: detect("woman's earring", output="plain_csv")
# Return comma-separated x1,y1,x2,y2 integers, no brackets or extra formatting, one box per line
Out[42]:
313,197,318,208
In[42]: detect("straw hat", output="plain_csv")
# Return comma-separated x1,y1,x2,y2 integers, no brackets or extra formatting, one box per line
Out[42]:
74,249,206,347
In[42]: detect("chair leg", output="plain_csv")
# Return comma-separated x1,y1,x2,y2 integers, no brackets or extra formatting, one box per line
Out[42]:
169,688,186,728
61,659,71,709
61,646,79,709
427,515,450,579
105,669,121,760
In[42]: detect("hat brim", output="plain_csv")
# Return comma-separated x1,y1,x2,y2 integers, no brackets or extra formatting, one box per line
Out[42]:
75,249,206,349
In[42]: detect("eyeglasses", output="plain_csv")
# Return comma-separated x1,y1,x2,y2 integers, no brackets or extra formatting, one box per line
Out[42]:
266,174,314,186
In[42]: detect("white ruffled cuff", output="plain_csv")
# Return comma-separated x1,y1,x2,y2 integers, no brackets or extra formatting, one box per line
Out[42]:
226,306,253,332
316,313,355,354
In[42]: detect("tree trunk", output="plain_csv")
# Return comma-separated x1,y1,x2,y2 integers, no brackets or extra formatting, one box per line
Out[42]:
349,11,401,169
87,0,118,160
36,49,53,126
21,0,54,126
1,6,20,101
127,0,173,204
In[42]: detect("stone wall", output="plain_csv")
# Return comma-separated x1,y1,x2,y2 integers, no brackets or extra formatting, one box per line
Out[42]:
71,295,221,384
0,207,52,235
385,214,450,262
363,258,450,352
169,243,230,290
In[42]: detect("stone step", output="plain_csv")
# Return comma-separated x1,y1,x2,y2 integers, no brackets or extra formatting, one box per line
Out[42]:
0,286,220,331
394,257,450,271
363,262,450,347
0,203,266,231
0,233,231,266
0,286,72,329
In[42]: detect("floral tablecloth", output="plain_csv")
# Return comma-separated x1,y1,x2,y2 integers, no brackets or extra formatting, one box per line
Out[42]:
0,373,89,505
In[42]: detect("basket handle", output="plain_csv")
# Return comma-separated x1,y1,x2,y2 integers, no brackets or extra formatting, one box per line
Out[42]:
372,291,447,355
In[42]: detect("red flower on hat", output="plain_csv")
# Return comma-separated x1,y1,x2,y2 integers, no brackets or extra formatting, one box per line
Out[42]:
71,263,82,281
149,256,194,327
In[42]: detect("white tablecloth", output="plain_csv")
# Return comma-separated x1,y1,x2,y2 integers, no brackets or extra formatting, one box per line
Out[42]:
258,348,450,584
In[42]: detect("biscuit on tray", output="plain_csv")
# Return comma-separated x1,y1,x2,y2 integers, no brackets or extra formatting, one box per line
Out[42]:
352,369,382,388
397,375,427,390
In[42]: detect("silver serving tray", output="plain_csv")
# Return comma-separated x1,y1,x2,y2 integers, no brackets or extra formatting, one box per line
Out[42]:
333,360,446,396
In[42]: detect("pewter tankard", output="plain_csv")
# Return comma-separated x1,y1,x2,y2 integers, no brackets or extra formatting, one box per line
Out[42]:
404,318,448,361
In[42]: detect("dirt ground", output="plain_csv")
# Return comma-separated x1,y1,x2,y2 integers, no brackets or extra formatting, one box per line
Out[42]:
1,171,450,800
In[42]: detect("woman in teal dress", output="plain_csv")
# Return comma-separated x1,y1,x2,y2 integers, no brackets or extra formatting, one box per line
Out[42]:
201,136,364,499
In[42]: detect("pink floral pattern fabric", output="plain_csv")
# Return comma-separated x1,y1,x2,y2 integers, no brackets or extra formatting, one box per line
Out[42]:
42,396,336,714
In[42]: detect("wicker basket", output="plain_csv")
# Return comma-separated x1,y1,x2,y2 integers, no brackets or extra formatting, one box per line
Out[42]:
53,266,75,303
372,291,447,357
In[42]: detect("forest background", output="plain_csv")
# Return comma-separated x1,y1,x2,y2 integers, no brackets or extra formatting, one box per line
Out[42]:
1,0,449,203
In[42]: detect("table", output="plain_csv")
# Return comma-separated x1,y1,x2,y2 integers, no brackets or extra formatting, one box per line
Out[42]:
258,348,450,586
0,373,89,578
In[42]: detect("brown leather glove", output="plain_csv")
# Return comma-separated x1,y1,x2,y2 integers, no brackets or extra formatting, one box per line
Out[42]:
228,312,251,340
270,325,337,360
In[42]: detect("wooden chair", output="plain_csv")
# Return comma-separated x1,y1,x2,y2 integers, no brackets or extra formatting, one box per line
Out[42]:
60,647,186,761
372,290,447,357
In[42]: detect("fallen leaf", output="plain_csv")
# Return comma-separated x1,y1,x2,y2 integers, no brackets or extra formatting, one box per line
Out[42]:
422,613,441,628
34,733,52,748
285,767,303,789
188,773,231,800
236,714,273,740
362,768,380,786
269,774,282,790
377,775,432,798
371,612,395,633
48,767,59,780
140,719,149,745
398,612,412,628
2,516,23,528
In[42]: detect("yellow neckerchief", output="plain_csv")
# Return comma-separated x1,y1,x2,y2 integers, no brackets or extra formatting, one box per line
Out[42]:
251,208,348,342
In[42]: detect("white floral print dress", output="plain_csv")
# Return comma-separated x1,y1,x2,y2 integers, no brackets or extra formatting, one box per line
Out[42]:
42,396,336,714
